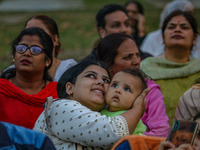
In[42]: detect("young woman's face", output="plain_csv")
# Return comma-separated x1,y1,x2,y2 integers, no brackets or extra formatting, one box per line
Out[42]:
111,38,141,77
14,35,50,74
126,3,139,20
25,19,52,38
163,15,196,49
69,65,110,111
105,71,143,112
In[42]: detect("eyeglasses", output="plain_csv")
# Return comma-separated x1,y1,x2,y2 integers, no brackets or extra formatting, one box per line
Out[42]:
15,44,44,55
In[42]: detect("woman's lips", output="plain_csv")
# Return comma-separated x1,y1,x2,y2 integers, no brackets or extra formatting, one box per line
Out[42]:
92,88,104,96
172,35,184,39
21,59,31,65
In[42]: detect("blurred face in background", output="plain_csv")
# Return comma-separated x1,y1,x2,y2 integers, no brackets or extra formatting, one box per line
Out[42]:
125,3,139,27
110,38,140,77
163,15,196,50
99,10,132,38
25,19,52,38
25,18,59,58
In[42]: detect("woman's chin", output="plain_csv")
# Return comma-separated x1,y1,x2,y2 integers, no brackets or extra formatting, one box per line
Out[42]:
92,102,106,112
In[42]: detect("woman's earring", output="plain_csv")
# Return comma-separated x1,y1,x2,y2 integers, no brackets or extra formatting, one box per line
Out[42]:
12,58,15,62
45,62,49,67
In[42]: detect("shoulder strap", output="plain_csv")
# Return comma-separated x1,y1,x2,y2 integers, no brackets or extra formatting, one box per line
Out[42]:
42,96,54,132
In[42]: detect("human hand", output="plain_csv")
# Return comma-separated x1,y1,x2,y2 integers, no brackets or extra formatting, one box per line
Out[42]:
132,88,149,115
158,141,175,150
158,141,194,150
177,144,194,150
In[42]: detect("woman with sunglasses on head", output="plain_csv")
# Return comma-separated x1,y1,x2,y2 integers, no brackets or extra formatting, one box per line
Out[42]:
0,27,58,129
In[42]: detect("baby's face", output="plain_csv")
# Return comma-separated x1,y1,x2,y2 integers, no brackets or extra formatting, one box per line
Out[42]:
105,71,143,112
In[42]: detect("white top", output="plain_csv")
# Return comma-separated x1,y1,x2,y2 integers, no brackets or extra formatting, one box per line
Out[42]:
140,29,200,60
54,58,77,82
33,99,129,150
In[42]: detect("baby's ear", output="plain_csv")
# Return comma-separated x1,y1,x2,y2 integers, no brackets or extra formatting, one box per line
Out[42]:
65,82,74,96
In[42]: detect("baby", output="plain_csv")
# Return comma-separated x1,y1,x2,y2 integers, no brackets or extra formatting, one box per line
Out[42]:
101,68,147,135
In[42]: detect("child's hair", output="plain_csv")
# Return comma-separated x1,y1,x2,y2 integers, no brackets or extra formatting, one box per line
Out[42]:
121,68,147,91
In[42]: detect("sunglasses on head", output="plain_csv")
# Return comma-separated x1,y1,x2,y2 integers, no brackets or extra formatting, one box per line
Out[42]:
15,44,44,55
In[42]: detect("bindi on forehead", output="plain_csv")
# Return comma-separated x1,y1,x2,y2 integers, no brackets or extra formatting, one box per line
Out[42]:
169,19,188,26
171,15,187,24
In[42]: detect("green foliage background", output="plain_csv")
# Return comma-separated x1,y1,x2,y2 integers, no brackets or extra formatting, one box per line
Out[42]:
0,0,166,70
0,0,200,71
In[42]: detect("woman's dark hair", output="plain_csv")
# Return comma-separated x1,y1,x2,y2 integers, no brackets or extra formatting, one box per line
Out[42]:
161,10,198,36
1,27,53,81
124,1,144,15
57,59,110,98
122,68,147,90
25,15,61,57
97,33,138,69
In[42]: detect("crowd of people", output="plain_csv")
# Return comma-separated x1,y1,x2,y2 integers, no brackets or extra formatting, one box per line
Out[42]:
0,0,200,150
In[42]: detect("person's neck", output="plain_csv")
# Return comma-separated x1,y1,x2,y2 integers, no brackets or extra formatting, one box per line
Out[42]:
164,46,190,63
48,57,61,78
12,72,46,95
108,107,121,112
